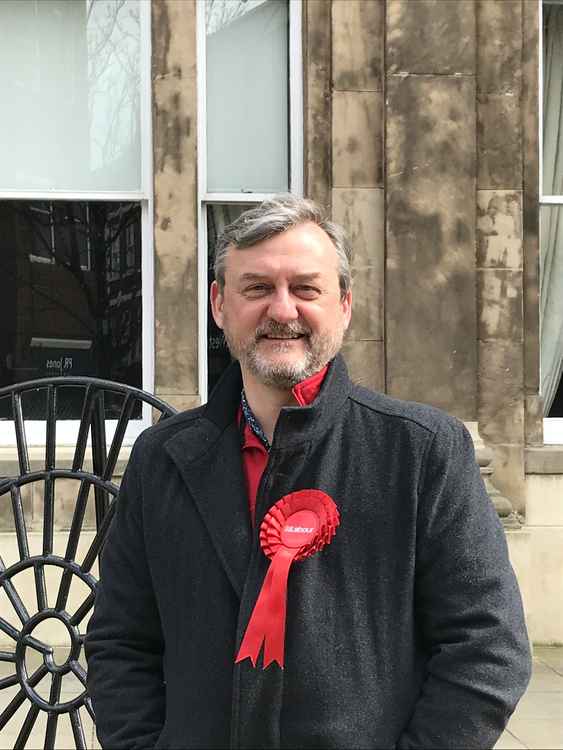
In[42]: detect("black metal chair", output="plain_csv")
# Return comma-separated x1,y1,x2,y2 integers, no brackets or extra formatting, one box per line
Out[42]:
0,377,177,749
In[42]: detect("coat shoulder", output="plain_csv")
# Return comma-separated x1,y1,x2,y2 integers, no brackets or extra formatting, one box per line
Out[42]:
130,405,207,460
348,385,464,440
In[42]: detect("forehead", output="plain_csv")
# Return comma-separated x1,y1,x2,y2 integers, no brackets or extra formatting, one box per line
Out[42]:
224,222,340,280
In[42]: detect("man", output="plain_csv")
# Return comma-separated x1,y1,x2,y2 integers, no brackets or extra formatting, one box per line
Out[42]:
86,195,531,749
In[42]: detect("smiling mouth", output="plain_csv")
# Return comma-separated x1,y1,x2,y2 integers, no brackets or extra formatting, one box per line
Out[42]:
260,334,306,341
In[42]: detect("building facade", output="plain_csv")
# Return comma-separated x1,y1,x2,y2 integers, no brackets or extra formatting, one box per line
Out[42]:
1,0,562,643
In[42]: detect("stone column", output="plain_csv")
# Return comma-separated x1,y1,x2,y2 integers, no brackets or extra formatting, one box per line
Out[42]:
476,0,526,511
385,0,477,420
152,0,199,412
331,0,385,390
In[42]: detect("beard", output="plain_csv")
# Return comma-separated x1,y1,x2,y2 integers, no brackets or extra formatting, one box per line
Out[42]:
222,318,344,388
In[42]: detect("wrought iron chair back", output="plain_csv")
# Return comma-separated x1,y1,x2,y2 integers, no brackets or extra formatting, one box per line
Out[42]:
0,378,177,749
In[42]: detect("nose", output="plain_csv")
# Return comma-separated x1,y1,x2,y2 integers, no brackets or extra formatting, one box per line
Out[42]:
266,288,299,323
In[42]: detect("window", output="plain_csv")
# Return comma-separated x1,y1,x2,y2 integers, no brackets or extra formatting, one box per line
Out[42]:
0,0,152,445
197,0,303,398
541,0,563,441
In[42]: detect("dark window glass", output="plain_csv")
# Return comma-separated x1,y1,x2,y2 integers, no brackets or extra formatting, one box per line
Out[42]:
0,200,142,418
206,203,256,395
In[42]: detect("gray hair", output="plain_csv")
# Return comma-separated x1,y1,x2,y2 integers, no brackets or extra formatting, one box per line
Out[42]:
214,194,352,299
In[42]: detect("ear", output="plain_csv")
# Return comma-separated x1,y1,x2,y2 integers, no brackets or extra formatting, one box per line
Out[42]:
210,280,225,329
341,288,352,332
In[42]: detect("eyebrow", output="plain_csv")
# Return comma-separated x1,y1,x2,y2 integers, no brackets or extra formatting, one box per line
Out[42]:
238,273,322,283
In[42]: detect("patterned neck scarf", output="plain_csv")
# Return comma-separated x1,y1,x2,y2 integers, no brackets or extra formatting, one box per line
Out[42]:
241,390,271,451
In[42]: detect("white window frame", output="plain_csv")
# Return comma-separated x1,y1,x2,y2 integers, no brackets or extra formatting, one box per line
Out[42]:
0,0,154,447
196,0,303,403
539,0,563,443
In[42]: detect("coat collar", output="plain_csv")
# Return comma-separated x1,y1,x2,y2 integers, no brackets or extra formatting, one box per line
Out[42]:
163,354,352,598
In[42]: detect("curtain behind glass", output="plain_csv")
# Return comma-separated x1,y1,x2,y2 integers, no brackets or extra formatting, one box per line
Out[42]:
541,4,563,414
0,0,142,192
206,0,289,193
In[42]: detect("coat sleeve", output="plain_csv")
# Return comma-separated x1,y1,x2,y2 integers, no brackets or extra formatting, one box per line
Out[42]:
396,419,532,750
85,439,166,750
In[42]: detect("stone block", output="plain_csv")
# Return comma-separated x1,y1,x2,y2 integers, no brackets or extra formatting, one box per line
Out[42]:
526,475,563,526
386,75,477,419
341,340,384,392
505,528,532,636
153,0,199,397
477,0,522,95
487,443,525,514
386,0,475,75
525,395,544,446
304,0,332,210
477,94,522,189
477,190,523,269
30,477,98,533
348,266,383,341
332,91,383,188
332,188,384,268
478,341,524,445
0,482,33,533
478,269,523,341
525,526,563,643
332,0,383,91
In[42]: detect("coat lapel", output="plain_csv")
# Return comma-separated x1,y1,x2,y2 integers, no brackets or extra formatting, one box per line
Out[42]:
165,418,252,599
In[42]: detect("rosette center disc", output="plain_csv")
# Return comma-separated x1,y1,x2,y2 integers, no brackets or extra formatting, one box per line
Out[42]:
280,510,319,548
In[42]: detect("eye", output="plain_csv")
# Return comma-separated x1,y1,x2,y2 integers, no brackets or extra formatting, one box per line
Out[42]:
243,284,271,298
293,285,321,300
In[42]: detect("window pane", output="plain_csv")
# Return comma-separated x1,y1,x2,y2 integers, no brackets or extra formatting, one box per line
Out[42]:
0,0,143,193
0,201,142,418
543,2,563,195
206,0,289,193
540,204,563,416
207,204,256,394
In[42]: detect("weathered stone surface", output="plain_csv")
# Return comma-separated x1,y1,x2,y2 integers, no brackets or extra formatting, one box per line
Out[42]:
332,0,383,91
477,190,523,269
522,0,540,396
526,446,563,474
525,394,544,446
153,0,198,398
304,0,332,211
155,394,200,413
477,93,522,189
387,0,476,75
477,0,522,94
386,76,476,419
478,341,524,444
341,340,384,392
34,478,98,532
333,91,383,188
0,483,32,533
487,443,526,513
478,270,523,341
348,266,383,341
331,188,384,268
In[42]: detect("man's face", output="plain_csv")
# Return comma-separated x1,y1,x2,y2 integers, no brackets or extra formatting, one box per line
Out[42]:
210,221,352,389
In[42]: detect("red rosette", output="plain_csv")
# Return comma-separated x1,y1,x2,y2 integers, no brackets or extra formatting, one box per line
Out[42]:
235,489,340,669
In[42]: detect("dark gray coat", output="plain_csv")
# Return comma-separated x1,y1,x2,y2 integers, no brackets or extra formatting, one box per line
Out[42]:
86,356,531,750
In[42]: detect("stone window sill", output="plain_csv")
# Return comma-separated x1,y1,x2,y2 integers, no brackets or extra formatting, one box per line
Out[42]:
525,446,563,474
0,446,130,479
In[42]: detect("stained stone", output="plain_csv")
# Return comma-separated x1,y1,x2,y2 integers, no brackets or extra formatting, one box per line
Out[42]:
478,269,523,342
332,91,383,188
348,266,383,342
387,0,475,76
386,75,476,419
477,93,522,189
477,0,522,95
341,340,385,392
478,341,524,445
304,0,331,210
477,190,523,269
331,188,384,268
0,483,32,533
153,0,199,398
487,444,526,514
332,0,383,91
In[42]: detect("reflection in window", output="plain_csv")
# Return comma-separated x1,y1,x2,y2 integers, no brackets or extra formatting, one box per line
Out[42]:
207,204,256,394
0,201,142,418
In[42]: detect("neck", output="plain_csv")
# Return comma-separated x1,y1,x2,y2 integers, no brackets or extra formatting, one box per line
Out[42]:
241,371,299,444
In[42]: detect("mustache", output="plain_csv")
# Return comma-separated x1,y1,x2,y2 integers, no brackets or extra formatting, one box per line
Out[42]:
255,321,311,339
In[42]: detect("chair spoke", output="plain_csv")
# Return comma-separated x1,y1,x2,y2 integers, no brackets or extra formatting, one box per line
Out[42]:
91,393,109,529
0,673,19,690
80,501,116,574
42,476,54,557
0,617,20,642
0,664,47,729
69,659,87,687
70,708,87,750
43,673,62,749
12,393,30,475
72,386,96,472
11,485,30,561
104,394,136,481
3,579,30,625
69,592,96,627
45,386,57,471
14,702,40,750
84,696,95,722
34,562,48,612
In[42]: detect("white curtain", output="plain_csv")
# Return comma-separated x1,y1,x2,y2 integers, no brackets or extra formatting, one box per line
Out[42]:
541,4,563,414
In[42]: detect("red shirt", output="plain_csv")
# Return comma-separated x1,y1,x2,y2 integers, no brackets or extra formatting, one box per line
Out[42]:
240,366,328,526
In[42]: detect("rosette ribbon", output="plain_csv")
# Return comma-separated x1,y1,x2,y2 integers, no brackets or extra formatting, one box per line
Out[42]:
235,489,339,669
